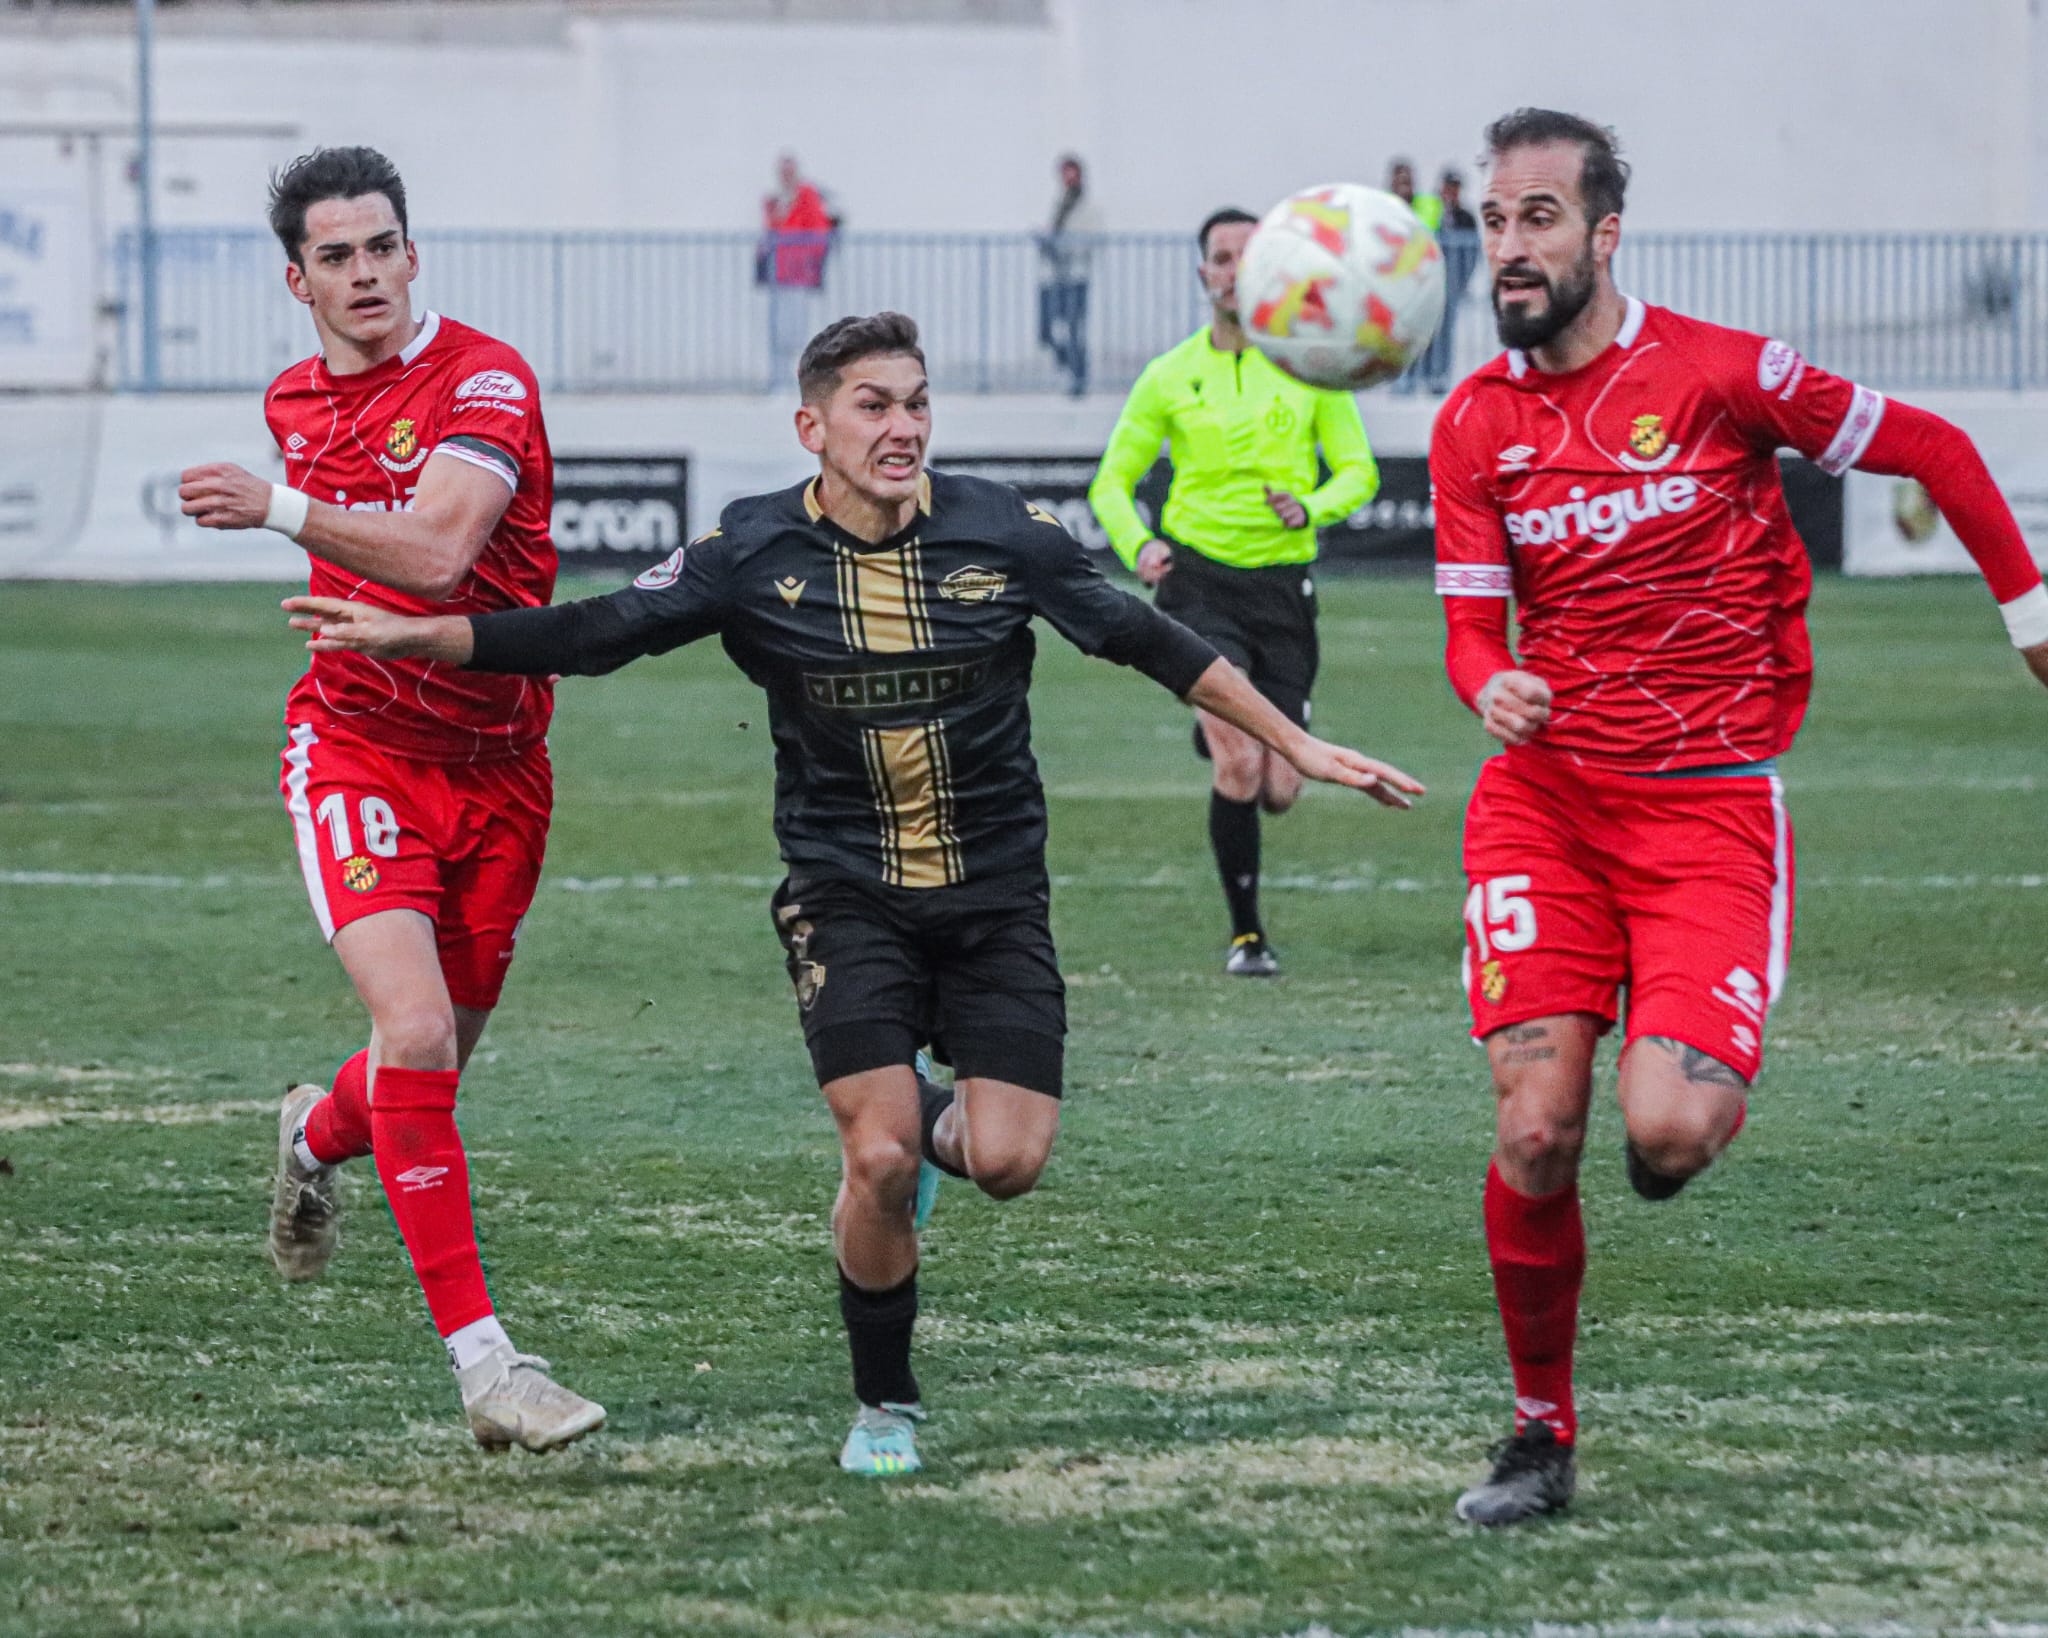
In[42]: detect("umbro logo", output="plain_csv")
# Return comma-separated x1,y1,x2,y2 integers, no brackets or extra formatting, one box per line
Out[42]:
776,576,806,606
1497,444,1536,469
1712,964,1766,1021
286,432,307,450
395,1165,449,1190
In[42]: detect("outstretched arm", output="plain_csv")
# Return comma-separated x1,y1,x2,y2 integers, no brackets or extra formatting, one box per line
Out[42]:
1853,400,2048,687
284,539,728,676
1185,657,1424,809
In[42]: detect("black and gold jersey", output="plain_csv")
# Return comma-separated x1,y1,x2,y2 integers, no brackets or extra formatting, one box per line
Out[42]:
467,469,1219,887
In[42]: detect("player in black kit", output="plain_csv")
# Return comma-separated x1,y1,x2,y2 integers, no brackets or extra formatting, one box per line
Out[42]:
283,312,1424,1475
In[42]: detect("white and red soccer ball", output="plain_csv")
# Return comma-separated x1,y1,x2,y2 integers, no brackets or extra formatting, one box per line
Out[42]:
1239,182,1447,390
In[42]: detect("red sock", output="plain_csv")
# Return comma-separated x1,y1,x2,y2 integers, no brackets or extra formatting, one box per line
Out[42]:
370,1066,494,1337
301,1049,372,1165
1484,1160,1585,1445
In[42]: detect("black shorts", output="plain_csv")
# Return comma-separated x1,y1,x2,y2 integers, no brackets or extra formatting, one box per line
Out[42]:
770,869,1066,1097
1152,544,1319,727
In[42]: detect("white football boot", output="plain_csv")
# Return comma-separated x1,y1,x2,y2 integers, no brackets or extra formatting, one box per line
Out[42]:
267,1083,341,1281
458,1343,607,1452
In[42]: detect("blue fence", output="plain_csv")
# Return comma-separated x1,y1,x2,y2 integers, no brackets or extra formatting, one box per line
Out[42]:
113,228,2048,394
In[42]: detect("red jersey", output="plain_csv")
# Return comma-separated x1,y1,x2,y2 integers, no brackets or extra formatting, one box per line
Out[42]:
266,312,557,764
1431,297,1885,771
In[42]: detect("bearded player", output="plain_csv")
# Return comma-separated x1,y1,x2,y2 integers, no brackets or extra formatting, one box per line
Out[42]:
1434,109,2048,1525
177,147,603,1452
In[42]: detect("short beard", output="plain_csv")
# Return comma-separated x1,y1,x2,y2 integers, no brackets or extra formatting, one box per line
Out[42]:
1493,243,1597,350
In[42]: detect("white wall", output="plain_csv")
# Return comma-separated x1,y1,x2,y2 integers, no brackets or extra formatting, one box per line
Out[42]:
1,0,2041,236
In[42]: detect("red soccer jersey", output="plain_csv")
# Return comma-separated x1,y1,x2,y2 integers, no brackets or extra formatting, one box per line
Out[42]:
1431,297,1885,771
265,312,557,764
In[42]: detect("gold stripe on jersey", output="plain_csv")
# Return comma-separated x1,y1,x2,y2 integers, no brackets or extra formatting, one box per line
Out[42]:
860,721,962,889
834,539,934,655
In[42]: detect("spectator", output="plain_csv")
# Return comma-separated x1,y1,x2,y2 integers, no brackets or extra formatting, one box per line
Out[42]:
1036,154,1100,396
1421,168,1479,393
760,153,836,390
1386,157,1443,231
1387,159,1443,393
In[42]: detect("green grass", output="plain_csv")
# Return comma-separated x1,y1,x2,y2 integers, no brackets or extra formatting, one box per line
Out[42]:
2,574,2046,1636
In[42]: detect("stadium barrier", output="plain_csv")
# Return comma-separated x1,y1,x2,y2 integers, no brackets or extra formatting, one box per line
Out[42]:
11,390,2044,583
93,228,2048,396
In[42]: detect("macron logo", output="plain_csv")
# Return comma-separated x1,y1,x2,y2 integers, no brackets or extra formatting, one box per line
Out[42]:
395,1164,449,1191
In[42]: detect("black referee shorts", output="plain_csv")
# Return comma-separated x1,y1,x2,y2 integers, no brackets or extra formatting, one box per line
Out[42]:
769,870,1067,1098
1151,541,1320,727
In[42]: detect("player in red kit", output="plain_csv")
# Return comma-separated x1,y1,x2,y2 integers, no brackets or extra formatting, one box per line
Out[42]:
178,147,603,1452
1433,110,2048,1525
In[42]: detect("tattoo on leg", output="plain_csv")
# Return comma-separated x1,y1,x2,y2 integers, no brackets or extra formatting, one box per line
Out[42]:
1640,1036,1748,1088
1498,1022,1558,1065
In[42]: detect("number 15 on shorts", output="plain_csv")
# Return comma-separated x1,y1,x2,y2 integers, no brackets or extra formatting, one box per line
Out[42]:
1465,875,1537,961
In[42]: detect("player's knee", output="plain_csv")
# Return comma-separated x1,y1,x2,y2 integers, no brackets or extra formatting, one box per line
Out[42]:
375,1006,459,1071
1497,1110,1586,1176
968,1142,1048,1201
1624,1106,1724,1179
845,1131,921,1203
1258,777,1299,816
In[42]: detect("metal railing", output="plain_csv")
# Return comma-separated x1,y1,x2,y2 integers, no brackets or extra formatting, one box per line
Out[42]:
109,228,2048,394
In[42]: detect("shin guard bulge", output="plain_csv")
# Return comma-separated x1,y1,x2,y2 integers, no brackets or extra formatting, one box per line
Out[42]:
1484,1161,1586,1445
371,1066,494,1336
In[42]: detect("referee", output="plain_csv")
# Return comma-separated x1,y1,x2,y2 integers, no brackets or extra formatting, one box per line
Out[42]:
1090,207,1380,977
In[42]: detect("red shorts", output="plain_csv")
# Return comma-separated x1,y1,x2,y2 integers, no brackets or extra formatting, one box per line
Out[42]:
1460,751,1794,1082
279,721,552,1011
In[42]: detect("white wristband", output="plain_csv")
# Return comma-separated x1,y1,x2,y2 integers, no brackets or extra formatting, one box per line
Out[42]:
264,483,311,541
1999,583,2048,649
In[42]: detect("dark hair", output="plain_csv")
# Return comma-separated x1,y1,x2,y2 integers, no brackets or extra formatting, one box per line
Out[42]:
1483,108,1629,225
798,311,926,401
1197,207,1257,258
268,146,408,265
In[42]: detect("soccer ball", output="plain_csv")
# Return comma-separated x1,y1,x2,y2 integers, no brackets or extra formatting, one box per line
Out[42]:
1239,183,1447,389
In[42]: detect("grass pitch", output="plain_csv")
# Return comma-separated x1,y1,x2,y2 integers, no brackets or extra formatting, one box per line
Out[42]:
2,573,2046,1637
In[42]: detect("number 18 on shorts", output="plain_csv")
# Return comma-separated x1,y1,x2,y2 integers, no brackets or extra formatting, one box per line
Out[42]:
1459,754,1795,1084
279,722,552,1012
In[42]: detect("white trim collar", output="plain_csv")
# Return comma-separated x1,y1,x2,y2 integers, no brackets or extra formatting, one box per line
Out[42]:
1614,294,1646,349
400,310,442,365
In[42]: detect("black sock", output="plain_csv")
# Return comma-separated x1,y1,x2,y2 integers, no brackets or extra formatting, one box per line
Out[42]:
1209,791,1262,939
916,1074,969,1179
1625,1141,1690,1201
838,1264,920,1408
